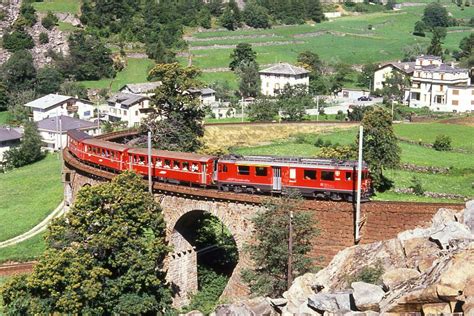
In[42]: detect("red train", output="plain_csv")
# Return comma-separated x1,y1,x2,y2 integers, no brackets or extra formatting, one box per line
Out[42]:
67,130,372,201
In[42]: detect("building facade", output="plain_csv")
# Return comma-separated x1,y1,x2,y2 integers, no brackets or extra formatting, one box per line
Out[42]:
106,93,153,128
37,115,100,151
409,56,473,112
25,94,95,122
373,61,415,91
259,63,310,96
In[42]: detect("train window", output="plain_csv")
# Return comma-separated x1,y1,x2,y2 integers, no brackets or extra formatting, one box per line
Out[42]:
182,161,189,171
345,172,352,181
303,170,316,180
155,159,163,167
238,165,250,175
256,167,267,176
164,160,171,168
222,164,228,172
321,171,335,181
290,168,296,180
173,161,180,170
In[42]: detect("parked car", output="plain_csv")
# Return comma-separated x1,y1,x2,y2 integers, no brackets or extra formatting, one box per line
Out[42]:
357,96,372,101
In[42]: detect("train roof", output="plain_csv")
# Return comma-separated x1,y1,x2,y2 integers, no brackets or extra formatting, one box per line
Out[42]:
67,129,93,141
219,154,368,169
82,138,129,151
128,147,216,162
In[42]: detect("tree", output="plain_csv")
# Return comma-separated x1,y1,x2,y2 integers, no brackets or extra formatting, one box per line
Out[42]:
1,172,172,314
307,0,325,23
145,39,176,63
242,191,318,297
426,27,446,57
17,2,37,27
246,97,278,121
6,90,35,123
357,63,377,90
143,63,204,152
220,0,241,30
197,7,212,28
63,31,116,81
381,72,409,104
385,0,396,10
459,33,473,58
242,1,271,28
3,121,44,168
2,29,35,52
413,20,426,37
1,50,36,92
402,43,427,61
229,43,257,71
297,50,322,74
36,67,64,96
330,63,352,94
0,82,8,111
360,107,401,190
59,81,89,99
39,32,49,44
236,60,261,98
422,2,449,29
41,11,59,30
277,84,313,121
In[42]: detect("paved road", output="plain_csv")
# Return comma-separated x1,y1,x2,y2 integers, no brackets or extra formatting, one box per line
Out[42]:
306,97,383,115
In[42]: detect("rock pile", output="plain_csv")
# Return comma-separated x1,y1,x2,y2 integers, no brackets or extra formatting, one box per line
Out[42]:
211,201,474,315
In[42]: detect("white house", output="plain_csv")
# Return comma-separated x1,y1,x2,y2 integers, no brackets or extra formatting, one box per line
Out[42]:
373,61,415,91
0,127,22,161
187,88,217,105
106,93,153,128
37,115,100,151
119,82,161,97
408,56,473,112
259,63,310,96
25,94,95,122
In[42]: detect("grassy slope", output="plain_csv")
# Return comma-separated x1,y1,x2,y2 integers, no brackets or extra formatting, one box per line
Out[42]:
0,234,46,264
0,154,62,241
0,111,9,125
32,0,81,13
80,58,155,91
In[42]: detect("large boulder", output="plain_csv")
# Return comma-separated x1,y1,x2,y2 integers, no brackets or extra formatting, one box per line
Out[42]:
283,273,318,313
399,237,440,272
381,268,421,291
213,297,276,316
461,201,474,233
306,292,352,313
429,221,473,250
351,282,385,311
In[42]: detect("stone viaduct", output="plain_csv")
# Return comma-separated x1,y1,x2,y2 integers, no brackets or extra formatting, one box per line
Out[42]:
62,143,463,307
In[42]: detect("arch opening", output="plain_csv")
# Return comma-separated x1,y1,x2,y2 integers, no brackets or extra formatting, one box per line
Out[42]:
173,210,239,312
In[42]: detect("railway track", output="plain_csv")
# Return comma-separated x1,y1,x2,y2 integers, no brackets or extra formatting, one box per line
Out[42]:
0,262,35,276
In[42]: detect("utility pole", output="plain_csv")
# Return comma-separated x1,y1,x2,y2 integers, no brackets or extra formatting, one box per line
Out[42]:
316,96,319,122
241,97,244,123
287,210,294,289
147,131,152,194
355,126,363,243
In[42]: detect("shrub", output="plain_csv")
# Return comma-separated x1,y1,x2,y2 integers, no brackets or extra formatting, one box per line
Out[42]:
295,133,307,144
41,11,58,30
323,139,332,147
39,32,49,44
314,137,324,147
335,110,345,121
347,261,384,285
409,176,425,195
2,29,35,52
433,134,452,151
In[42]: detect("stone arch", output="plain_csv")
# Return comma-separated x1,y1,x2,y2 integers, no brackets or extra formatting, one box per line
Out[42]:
159,195,263,308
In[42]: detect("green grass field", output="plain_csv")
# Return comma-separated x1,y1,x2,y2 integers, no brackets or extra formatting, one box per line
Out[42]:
0,154,62,242
0,234,46,264
80,58,155,91
32,0,81,13
232,122,474,202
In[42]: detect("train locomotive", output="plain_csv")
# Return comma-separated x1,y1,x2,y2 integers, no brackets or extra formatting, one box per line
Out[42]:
67,129,372,201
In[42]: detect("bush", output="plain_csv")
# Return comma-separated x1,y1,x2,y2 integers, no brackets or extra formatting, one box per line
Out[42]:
433,134,452,151
41,11,58,30
39,32,49,44
335,110,345,121
295,133,307,144
323,139,332,147
2,29,35,52
347,261,384,285
409,176,424,195
314,137,324,147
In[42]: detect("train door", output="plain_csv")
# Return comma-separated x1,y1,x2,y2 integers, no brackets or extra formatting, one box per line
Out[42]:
272,167,282,191
201,163,207,184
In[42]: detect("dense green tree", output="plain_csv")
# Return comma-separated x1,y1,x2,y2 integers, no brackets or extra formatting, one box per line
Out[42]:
426,27,446,57
17,2,37,27
64,31,116,80
413,20,426,37
3,121,44,168
381,72,409,103
360,107,401,190
243,1,271,28
330,63,352,94
2,29,35,52
220,0,241,30
39,32,49,44
143,63,204,152
246,97,278,121
357,63,377,90
36,67,64,96
402,43,427,61
385,0,396,10
6,90,35,123
277,84,313,121
208,81,236,102
307,0,325,22
459,33,473,58
229,43,257,70
297,50,322,74
197,7,212,28
242,191,318,297
236,60,261,98
146,39,176,63
1,50,36,92
422,2,449,28
59,81,89,99
0,82,8,111
1,172,172,314
41,11,59,30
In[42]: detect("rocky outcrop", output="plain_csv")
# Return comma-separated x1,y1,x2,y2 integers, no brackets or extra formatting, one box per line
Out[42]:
0,0,21,64
213,201,474,315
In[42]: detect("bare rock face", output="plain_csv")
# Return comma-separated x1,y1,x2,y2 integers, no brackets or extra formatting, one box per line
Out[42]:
351,282,385,312
381,268,420,291
307,292,352,313
213,297,277,316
